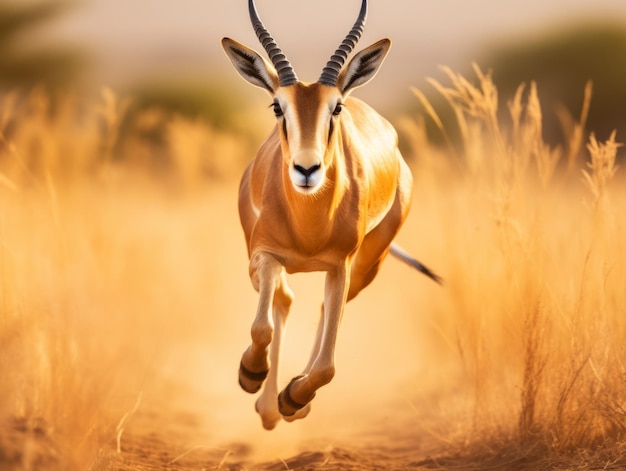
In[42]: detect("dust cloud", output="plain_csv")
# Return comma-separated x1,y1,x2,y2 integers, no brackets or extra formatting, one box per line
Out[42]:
124,181,449,465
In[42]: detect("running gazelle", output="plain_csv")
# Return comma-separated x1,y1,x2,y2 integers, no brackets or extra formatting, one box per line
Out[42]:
221,0,441,430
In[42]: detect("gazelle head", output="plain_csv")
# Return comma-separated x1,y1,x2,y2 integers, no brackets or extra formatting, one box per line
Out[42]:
222,0,390,195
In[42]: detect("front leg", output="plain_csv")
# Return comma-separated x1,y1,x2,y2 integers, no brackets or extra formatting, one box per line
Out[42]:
239,252,283,393
278,262,350,416
254,270,293,429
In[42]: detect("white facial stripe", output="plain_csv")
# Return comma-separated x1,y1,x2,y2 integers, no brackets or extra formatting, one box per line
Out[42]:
275,86,343,194
284,102,301,150
277,88,335,154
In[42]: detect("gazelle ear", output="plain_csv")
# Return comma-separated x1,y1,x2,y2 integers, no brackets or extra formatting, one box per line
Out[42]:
337,39,391,96
221,37,279,94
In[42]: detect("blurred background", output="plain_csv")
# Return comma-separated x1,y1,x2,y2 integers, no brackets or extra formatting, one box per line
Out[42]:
5,0,626,146
2,2,626,468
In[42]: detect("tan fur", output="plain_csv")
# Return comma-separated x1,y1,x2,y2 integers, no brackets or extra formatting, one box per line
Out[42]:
222,32,410,429
241,87,411,277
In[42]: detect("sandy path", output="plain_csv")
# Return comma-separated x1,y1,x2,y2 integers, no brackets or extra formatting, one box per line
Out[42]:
105,377,450,470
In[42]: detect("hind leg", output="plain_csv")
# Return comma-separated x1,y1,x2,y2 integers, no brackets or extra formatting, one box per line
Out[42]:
346,177,411,301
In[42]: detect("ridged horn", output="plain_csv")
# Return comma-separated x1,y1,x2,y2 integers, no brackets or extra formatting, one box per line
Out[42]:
249,0,298,87
318,0,368,86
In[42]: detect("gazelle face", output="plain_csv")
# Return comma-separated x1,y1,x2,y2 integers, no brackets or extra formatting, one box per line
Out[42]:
273,84,343,194
221,0,391,195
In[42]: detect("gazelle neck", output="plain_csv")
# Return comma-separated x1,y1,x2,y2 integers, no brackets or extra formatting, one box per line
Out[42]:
281,142,349,250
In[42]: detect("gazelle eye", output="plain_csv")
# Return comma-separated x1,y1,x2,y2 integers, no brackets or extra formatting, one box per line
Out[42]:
271,101,283,117
332,103,343,116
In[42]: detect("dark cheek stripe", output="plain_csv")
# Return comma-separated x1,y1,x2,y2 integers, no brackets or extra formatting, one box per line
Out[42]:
282,118,288,140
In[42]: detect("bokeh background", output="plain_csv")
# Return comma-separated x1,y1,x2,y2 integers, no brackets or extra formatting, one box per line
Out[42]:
1,1,626,469
6,0,626,141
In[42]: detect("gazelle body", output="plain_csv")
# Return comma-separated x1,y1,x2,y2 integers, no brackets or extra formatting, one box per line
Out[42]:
222,0,439,430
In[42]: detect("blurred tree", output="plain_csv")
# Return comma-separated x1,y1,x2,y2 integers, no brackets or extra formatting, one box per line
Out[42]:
129,78,249,132
0,0,84,91
483,21,626,145
407,21,626,153
120,76,267,161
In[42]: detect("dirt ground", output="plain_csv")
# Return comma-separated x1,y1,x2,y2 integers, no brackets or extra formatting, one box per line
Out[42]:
98,379,454,470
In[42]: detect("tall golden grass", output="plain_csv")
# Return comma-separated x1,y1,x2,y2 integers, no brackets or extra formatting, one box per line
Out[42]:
405,65,626,467
0,88,255,469
0,67,624,469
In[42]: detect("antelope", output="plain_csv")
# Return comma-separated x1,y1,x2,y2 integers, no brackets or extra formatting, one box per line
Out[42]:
222,0,441,430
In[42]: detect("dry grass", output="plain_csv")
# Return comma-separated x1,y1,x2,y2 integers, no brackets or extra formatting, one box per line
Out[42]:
406,65,626,468
0,69,624,470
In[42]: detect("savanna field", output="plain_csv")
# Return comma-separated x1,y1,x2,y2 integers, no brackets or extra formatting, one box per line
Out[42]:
0,68,625,470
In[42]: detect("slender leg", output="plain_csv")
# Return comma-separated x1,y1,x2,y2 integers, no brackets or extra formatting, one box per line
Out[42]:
254,270,293,429
303,305,324,374
239,252,282,393
278,263,350,417
282,304,324,423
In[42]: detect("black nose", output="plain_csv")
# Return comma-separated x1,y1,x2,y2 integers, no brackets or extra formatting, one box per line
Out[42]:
294,164,321,178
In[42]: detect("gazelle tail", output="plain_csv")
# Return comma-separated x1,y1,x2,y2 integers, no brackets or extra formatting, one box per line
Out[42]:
389,243,443,285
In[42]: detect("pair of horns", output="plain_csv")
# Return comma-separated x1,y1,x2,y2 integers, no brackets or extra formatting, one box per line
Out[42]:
248,0,368,87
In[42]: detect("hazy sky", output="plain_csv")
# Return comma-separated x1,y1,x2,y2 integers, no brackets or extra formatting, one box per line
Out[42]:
42,0,626,107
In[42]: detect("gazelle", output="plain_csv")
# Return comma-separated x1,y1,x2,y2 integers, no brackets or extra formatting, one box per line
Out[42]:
222,0,441,430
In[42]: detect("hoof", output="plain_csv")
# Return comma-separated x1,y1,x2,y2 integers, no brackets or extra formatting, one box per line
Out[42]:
255,398,281,430
278,375,314,417
283,403,311,422
238,360,268,394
